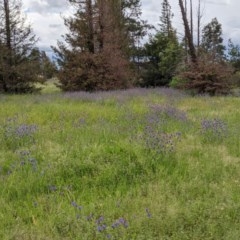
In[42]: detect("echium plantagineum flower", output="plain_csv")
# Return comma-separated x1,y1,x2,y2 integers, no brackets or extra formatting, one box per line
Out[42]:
143,123,181,154
149,104,188,122
201,117,228,139
111,217,128,229
15,124,38,138
71,201,82,210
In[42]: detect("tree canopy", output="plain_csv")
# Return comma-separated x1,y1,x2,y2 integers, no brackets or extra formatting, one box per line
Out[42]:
0,0,40,93
0,0,239,95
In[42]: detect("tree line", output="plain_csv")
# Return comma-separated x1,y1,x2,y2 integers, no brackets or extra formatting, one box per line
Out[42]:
0,0,57,93
0,0,240,94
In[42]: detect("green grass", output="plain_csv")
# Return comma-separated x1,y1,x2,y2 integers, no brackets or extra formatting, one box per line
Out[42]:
0,87,240,239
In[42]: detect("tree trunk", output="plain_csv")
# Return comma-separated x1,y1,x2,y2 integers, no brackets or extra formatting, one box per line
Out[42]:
190,0,193,43
179,0,197,63
86,0,94,53
98,0,104,50
197,0,202,48
4,0,11,50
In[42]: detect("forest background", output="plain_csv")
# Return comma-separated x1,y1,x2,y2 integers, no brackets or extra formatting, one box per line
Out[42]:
0,0,240,95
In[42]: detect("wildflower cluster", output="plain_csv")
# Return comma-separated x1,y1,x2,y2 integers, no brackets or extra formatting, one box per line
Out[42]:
142,105,183,154
111,217,129,229
18,150,38,171
201,118,228,142
71,201,83,210
2,150,38,176
3,117,38,148
69,199,132,238
14,124,38,138
96,216,107,232
143,125,181,154
149,104,188,122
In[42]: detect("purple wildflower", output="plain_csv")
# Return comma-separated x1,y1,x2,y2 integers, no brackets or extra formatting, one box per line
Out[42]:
111,217,128,229
97,224,107,232
201,117,228,141
96,216,104,225
146,208,152,218
15,124,37,138
71,201,82,210
48,185,57,192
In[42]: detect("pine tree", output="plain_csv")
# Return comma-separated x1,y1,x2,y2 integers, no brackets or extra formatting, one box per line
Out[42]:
227,39,240,72
0,0,39,93
121,0,151,67
53,0,136,91
29,48,57,80
40,51,57,80
141,0,181,86
159,0,174,36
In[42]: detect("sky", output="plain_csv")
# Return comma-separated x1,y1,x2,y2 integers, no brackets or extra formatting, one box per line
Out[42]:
21,0,240,55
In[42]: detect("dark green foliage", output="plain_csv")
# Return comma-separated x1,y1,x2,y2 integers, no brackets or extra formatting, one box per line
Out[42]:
29,48,57,81
140,33,165,87
227,39,240,71
140,0,182,87
0,0,39,93
226,39,240,87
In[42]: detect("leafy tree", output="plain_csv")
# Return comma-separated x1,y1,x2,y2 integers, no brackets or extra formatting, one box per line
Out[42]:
0,0,39,93
175,19,234,96
175,5,233,95
201,18,225,61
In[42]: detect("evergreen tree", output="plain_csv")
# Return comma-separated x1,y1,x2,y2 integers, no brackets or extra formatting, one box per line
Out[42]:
141,0,181,87
227,39,240,72
0,0,39,93
40,51,57,80
159,0,174,36
121,0,151,65
53,0,133,91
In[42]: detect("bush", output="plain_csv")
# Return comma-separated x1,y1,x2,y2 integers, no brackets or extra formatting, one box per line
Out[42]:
176,54,234,95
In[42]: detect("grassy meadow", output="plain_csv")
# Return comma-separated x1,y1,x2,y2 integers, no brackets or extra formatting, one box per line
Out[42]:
0,85,240,239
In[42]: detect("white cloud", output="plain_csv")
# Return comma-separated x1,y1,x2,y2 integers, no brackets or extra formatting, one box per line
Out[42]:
21,0,240,52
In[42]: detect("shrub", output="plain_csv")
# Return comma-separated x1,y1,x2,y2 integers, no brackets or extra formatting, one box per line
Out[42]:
176,54,234,95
